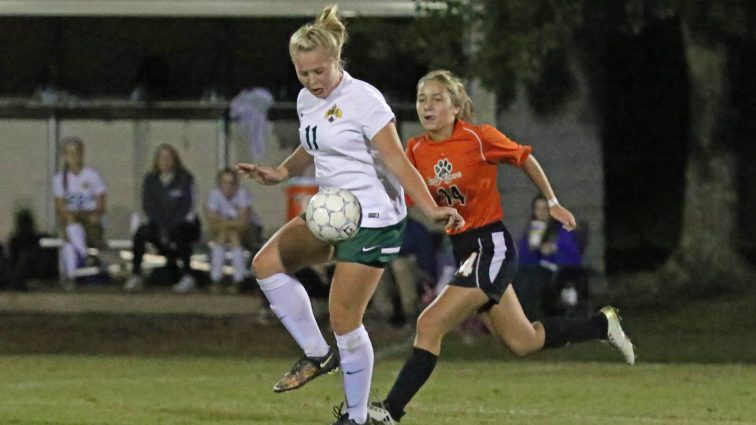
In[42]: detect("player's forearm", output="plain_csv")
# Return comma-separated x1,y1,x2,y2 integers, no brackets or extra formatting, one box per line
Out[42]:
206,213,224,227
277,146,313,179
521,155,556,201
54,198,73,222
239,207,253,223
381,146,438,216
372,124,440,216
95,194,107,216
396,163,438,216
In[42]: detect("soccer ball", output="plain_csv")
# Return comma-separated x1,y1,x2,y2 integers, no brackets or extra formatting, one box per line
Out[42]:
305,187,362,242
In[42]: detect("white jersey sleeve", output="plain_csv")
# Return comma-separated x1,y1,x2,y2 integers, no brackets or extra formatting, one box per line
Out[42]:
90,168,107,196
237,187,253,209
356,84,395,142
52,173,64,198
207,188,223,213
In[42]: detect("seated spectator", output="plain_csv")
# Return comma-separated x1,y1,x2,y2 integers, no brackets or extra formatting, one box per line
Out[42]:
53,137,107,291
515,194,585,318
5,209,48,291
124,144,201,293
206,167,262,294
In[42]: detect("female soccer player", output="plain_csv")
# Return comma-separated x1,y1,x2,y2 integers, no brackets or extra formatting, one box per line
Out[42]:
368,70,635,424
53,136,107,291
237,6,463,425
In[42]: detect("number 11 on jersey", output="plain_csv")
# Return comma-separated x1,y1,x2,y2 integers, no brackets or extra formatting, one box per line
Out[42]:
305,125,319,150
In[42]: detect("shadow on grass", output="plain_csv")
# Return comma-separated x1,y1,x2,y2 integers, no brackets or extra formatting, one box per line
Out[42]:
1,286,755,364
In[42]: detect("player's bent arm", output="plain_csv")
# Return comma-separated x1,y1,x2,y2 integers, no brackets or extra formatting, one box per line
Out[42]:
54,197,75,224
520,155,577,230
277,145,314,179
205,211,224,226
238,146,313,185
520,155,556,201
95,193,107,217
371,122,440,217
239,205,253,224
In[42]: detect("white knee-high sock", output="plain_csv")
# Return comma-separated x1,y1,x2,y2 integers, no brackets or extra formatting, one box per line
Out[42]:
61,243,78,279
231,247,245,283
66,223,88,257
210,244,225,282
258,273,329,357
335,325,373,424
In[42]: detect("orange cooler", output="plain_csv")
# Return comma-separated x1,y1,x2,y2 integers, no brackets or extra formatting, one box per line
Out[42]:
285,178,319,221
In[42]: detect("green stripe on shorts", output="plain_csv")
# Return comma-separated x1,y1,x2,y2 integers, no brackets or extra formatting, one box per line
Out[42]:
334,219,407,267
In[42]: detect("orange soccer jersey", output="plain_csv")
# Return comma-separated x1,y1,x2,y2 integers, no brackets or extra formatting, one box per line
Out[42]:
406,119,531,234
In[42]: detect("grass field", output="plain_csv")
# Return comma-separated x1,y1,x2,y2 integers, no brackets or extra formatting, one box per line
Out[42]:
1,355,755,425
2,287,756,424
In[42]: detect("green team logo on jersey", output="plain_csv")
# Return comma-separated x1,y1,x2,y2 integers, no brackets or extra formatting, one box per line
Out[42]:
324,104,343,122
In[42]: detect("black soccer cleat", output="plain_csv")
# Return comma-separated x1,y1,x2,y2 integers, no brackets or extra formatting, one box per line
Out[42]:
272,346,340,393
331,402,370,425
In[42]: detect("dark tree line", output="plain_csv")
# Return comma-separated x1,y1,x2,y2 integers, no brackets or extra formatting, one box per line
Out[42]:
420,0,756,298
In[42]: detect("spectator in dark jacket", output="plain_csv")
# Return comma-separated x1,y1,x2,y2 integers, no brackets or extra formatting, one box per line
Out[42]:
123,144,201,293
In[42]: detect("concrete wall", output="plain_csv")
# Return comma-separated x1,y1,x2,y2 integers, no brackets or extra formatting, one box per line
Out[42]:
0,118,298,241
1,120,51,236
1,96,604,274
496,85,605,273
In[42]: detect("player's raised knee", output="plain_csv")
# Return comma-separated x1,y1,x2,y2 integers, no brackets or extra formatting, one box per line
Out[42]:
415,311,444,340
251,248,276,278
503,336,540,357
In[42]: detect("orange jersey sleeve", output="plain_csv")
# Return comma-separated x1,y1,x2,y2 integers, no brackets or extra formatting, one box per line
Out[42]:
479,124,531,165
406,120,531,234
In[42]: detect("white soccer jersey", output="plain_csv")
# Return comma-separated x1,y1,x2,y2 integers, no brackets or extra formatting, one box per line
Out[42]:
52,166,107,212
207,187,252,219
296,71,406,228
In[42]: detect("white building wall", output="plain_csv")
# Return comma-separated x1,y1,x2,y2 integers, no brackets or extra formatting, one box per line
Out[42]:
0,99,605,274
497,86,606,273
0,118,297,242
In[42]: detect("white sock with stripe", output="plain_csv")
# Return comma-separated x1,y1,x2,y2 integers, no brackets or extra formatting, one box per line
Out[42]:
210,245,225,282
66,223,88,257
61,243,78,279
231,247,245,283
257,273,329,358
335,324,373,424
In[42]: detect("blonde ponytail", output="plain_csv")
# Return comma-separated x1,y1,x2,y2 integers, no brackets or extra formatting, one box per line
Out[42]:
289,4,348,63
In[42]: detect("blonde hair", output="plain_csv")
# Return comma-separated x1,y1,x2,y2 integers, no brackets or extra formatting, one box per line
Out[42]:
288,4,348,63
418,70,474,122
61,136,84,155
60,136,85,191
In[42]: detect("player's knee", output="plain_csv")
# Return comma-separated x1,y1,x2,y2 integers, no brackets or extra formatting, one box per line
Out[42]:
415,311,445,341
503,337,538,357
329,306,362,335
251,248,275,277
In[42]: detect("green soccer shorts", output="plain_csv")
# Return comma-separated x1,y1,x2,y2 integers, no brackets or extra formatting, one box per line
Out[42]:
334,219,407,268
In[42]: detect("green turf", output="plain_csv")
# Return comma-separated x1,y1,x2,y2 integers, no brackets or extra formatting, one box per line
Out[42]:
1,355,754,425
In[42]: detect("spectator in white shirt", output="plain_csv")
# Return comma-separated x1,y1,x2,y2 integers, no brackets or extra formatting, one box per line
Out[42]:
206,168,262,294
52,137,107,291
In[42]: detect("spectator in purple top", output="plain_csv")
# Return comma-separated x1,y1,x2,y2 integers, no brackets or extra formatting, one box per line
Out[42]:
516,194,585,318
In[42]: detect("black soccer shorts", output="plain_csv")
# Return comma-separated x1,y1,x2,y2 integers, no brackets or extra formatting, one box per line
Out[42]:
448,220,518,304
